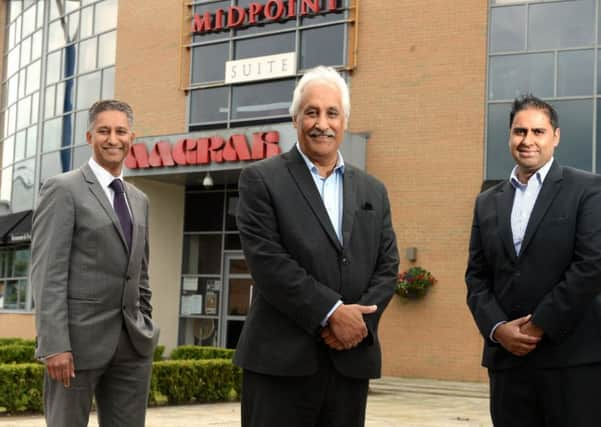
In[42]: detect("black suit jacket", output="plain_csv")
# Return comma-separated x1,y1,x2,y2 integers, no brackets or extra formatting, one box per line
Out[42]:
466,161,601,371
234,147,399,379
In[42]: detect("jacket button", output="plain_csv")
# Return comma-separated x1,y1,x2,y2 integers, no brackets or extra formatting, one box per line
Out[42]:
341,257,349,265
122,305,126,310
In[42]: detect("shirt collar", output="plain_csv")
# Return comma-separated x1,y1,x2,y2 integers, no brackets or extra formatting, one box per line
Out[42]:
88,157,124,189
510,158,554,189
296,143,345,176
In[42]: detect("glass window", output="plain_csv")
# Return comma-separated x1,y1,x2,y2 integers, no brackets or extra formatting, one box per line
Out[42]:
301,0,347,25
551,99,592,171
488,53,554,100
76,72,101,110
486,103,514,180
41,149,70,182
14,130,26,163
182,235,223,275
45,85,56,119
234,32,295,60
57,78,76,114
98,31,116,68
22,4,37,38
80,6,94,39
68,11,80,41
12,159,36,212
101,67,115,99
46,50,62,85
26,60,41,95
191,43,229,84
17,96,32,130
26,125,37,158
228,278,252,316
231,78,294,120
558,50,593,97
300,24,345,68
2,279,28,310
95,0,118,34
595,100,601,173
20,36,32,68
6,105,16,136
78,37,97,74
528,0,594,50
72,143,91,169
3,136,14,167
7,75,18,107
1,167,13,202
31,30,43,60
179,318,219,347
7,47,20,78
234,0,296,36
74,110,88,146
193,1,231,43
13,249,30,278
31,92,39,130
185,192,225,231
18,69,27,98
224,233,242,250
48,20,67,52
225,193,239,230
43,118,63,152
190,87,229,125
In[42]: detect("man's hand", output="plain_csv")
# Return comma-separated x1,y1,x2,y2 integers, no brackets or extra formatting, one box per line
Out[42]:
520,320,544,338
493,315,541,357
46,352,75,387
320,326,345,350
328,304,377,349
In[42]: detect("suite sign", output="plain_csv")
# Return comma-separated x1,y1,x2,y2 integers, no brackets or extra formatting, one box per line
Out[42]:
192,0,340,33
125,131,281,169
225,52,296,84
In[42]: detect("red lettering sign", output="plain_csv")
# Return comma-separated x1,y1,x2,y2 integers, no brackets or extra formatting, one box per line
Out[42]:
126,131,281,170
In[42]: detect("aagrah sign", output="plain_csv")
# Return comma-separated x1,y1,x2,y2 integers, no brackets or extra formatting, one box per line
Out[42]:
125,131,281,169
193,0,339,33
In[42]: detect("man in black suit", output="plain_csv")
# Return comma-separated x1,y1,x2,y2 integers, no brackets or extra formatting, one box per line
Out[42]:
466,94,601,427
234,65,399,427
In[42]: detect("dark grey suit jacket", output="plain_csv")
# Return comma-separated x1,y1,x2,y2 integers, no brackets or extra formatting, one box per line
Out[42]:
31,163,159,370
466,161,601,370
234,147,399,379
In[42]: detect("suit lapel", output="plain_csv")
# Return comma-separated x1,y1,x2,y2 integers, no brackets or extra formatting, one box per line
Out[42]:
520,161,563,256
341,165,356,249
495,181,517,261
286,149,343,252
81,164,129,253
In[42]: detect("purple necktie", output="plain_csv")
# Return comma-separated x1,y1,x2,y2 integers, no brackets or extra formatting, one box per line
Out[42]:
109,179,132,250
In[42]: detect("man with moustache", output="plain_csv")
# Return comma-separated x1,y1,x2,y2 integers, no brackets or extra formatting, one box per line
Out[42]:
234,66,399,427
31,99,159,427
466,94,601,426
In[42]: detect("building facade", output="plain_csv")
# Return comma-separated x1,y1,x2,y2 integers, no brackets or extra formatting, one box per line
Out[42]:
2,0,596,382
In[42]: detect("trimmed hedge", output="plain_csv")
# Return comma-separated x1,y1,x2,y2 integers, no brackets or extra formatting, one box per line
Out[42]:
0,338,35,347
0,356,241,414
170,345,234,360
0,345,36,364
153,345,165,361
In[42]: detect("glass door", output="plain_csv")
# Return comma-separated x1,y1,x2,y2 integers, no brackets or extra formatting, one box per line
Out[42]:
221,253,253,349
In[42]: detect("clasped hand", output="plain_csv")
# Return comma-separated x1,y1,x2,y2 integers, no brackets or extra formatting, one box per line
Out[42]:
493,314,543,357
320,304,377,351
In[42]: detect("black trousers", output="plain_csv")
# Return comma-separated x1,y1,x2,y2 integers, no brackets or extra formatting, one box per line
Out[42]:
489,363,601,427
241,348,369,427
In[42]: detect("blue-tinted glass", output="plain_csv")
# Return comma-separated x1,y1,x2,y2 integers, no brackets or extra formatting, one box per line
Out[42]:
528,0,594,50
190,87,228,125
234,32,295,60
485,103,514,180
551,99,592,171
488,53,554,100
558,50,593,97
192,43,229,84
300,25,344,68
231,78,294,120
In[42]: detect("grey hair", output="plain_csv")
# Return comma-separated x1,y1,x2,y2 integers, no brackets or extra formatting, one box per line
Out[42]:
289,66,350,125
88,99,134,131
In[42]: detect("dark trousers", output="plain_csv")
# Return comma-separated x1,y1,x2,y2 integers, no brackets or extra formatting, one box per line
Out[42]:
489,363,601,427
241,349,369,427
43,328,153,427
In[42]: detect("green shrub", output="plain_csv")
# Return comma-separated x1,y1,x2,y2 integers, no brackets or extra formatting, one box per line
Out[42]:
0,338,35,347
0,345,36,364
0,363,44,413
151,359,241,404
170,345,234,360
153,345,165,361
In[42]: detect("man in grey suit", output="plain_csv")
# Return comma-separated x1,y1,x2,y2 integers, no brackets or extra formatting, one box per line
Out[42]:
235,66,399,427
30,99,159,427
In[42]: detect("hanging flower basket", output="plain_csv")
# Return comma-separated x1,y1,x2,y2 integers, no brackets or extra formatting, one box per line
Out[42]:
395,266,436,299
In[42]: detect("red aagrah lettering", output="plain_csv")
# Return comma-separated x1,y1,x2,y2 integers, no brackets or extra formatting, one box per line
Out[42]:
125,131,281,169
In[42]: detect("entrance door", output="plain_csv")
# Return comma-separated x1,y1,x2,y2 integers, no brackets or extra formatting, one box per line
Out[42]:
220,253,253,349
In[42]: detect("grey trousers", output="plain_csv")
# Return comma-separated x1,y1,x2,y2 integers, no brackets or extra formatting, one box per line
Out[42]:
43,328,153,427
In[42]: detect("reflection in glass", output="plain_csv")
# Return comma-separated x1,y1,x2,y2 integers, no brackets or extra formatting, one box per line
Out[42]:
80,6,94,38
300,25,344,68
180,318,219,346
182,234,223,275
528,0,594,50
488,53,554,100
48,20,67,51
551,99,592,171
2,279,27,310
13,249,30,277
12,159,35,212
191,43,229,84
26,125,37,158
47,50,62,85
189,87,228,124
558,50,593,97
231,79,294,120
228,279,252,315
485,103,514,180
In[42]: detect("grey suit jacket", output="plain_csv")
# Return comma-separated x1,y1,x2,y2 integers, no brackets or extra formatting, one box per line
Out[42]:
234,148,399,379
31,163,159,370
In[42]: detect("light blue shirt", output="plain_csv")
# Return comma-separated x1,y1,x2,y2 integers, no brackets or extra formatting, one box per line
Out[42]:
296,144,344,325
490,158,554,342
509,158,554,256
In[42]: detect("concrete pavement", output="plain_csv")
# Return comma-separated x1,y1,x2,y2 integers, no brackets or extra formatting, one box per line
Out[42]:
0,377,492,427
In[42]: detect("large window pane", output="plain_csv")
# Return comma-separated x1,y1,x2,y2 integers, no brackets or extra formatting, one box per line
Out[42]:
26,60,41,95
2,279,27,310
300,25,344,68
80,6,93,39
98,31,116,68
193,1,233,43
488,53,554,100
76,72,101,110
14,130,26,162
72,144,91,169
528,0,594,50
78,37,97,74
41,149,71,182
43,118,63,152
486,103,514,180
558,50,593,97
95,0,118,34
234,33,295,60
12,159,35,212
26,125,37,158
17,96,32,130
552,99,592,171
185,192,225,231
191,43,229,84
3,136,14,167
234,0,296,36
182,235,223,275
48,20,67,51
20,36,31,68
231,78,294,120
31,30,42,60
46,50,62,85
101,67,115,99
190,87,228,124
301,0,347,25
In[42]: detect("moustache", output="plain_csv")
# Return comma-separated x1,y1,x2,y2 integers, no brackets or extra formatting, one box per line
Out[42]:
309,130,336,138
